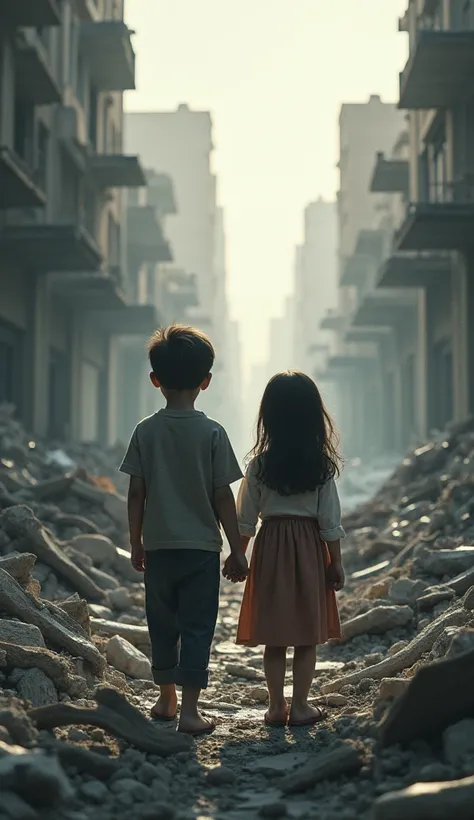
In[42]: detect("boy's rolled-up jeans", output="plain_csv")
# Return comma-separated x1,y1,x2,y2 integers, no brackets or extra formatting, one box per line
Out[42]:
144,549,220,689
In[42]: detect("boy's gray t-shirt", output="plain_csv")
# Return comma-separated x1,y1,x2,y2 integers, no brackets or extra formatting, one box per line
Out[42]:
119,409,243,552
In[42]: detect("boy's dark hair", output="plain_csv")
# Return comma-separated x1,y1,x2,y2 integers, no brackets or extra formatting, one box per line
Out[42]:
147,324,215,390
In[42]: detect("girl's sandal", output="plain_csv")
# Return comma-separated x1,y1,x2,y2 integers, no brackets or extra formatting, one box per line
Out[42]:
288,706,327,727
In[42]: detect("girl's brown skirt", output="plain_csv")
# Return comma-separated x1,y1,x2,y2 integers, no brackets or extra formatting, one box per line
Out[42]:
236,517,341,647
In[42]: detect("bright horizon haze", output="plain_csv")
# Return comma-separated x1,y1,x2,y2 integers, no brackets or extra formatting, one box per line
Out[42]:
124,0,409,378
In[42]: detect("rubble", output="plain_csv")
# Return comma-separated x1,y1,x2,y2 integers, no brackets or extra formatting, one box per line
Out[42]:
373,775,474,820
1,408,474,818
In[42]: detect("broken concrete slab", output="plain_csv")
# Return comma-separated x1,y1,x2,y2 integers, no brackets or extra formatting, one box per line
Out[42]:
373,775,474,820
389,577,427,605
443,719,474,766
70,533,117,566
0,620,45,648
106,635,152,680
279,742,363,794
379,647,474,747
341,605,413,642
15,669,58,708
415,546,474,578
323,607,470,693
0,569,104,676
0,507,105,603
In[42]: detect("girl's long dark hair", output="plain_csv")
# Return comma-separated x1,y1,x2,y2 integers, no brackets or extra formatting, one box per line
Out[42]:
249,371,342,496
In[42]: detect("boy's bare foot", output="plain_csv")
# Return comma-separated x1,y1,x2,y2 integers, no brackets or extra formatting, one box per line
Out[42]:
288,702,326,727
264,700,289,727
150,685,178,721
177,712,216,735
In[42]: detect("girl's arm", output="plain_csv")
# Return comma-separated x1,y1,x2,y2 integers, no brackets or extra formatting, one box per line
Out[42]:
318,478,346,590
236,461,261,541
241,535,251,555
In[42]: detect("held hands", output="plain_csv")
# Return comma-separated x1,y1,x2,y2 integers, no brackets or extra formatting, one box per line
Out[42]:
223,550,249,583
131,541,145,573
327,560,345,592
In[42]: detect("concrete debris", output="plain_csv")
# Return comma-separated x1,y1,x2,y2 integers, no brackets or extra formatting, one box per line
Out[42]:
373,775,474,820
15,668,58,708
0,747,74,808
280,742,363,794
341,604,414,641
1,414,474,817
106,635,153,680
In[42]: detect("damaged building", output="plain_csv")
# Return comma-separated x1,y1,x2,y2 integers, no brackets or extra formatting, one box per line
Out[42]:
318,0,474,459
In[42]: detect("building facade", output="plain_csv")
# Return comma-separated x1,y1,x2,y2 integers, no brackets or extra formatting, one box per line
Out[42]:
0,0,158,445
319,95,408,458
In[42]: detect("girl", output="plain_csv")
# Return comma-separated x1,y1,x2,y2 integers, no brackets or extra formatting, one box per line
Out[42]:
224,371,345,727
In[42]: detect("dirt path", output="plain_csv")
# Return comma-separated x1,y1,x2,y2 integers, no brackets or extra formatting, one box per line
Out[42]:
120,577,409,820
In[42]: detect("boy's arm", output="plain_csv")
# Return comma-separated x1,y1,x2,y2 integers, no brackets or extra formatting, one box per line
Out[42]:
214,485,248,580
128,475,146,572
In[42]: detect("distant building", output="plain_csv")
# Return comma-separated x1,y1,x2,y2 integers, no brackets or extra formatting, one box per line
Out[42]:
125,106,243,437
319,95,407,457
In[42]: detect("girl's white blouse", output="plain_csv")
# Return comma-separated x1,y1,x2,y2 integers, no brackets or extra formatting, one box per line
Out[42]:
236,457,346,542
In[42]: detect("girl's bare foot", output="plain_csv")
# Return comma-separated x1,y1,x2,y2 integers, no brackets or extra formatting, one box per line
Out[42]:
150,684,178,721
177,712,216,735
289,702,326,727
264,700,289,727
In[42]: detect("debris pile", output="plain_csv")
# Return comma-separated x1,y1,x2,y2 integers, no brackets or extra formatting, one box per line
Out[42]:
1,402,474,820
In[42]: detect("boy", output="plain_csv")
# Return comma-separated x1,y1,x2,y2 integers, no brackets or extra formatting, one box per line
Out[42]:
120,324,247,735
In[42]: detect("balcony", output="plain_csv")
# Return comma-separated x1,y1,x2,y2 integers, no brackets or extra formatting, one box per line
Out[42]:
147,173,177,215
344,326,391,344
88,155,146,189
319,310,346,332
395,181,474,251
351,291,417,328
0,146,46,209
164,272,199,310
399,29,474,109
127,205,172,263
370,153,409,195
50,270,126,309
340,253,376,287
0,224,102,272
378,252,451,288
327,354,376,371
80,21,135,91
14,29,61,105
0,0,61,27
354,228,386,258
84,304,159,336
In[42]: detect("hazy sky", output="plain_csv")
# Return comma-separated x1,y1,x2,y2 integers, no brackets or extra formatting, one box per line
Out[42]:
124,0,408,375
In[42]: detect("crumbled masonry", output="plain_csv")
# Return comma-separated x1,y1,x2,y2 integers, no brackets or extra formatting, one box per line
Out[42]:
1,403,474,819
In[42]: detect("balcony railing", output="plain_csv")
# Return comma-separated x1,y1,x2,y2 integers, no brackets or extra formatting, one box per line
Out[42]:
399,28,474,109
420,179,474,204
395,180,474,251
0,146,46,209
0,0,61,27
80,21,135,91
